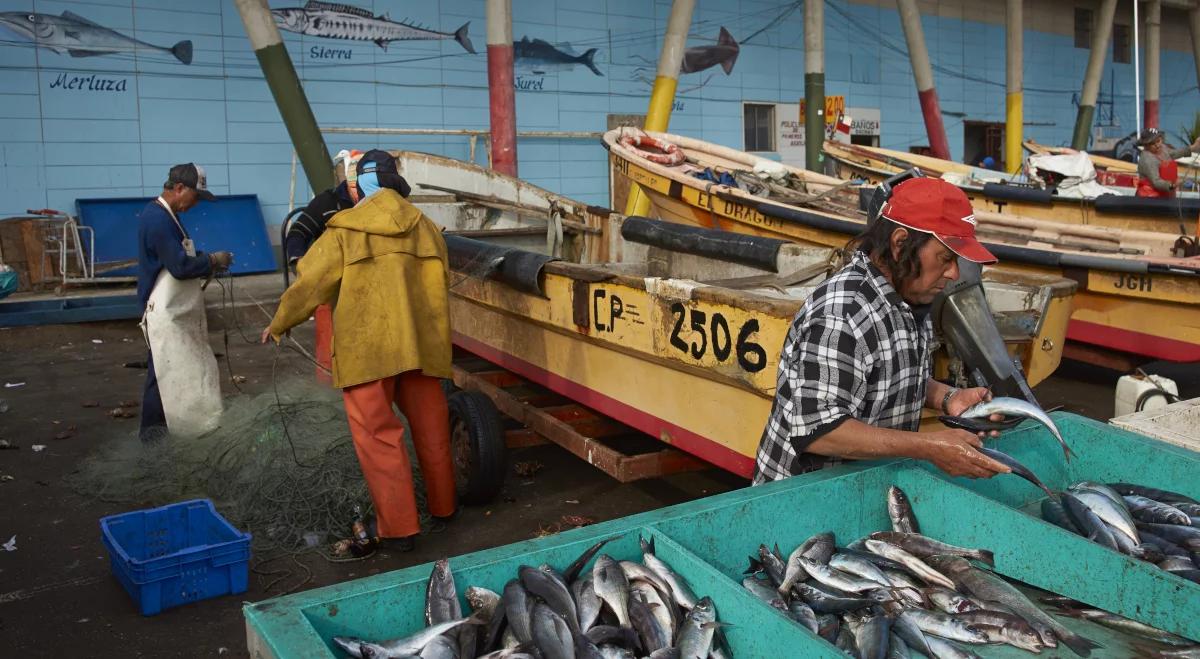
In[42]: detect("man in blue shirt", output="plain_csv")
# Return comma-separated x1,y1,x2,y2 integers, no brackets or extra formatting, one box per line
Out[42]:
137,163,232,441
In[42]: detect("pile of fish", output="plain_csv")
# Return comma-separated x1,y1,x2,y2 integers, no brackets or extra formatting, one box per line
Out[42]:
1042,481,1200,584
741,485,1100,658
332,536,729,658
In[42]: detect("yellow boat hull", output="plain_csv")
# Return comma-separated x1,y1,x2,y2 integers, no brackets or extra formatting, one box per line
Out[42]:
611,150,1200,363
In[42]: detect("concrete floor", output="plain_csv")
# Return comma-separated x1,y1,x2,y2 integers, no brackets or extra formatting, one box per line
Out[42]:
0,277,1183,657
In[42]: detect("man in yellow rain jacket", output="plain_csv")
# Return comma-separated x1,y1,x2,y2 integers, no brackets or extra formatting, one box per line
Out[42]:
262,150,454,552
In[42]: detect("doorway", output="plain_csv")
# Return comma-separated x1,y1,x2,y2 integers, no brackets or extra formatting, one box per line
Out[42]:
964,120,1005,169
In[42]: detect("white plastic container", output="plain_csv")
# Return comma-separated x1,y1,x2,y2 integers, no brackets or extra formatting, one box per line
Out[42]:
1113,374,1179,418
1110,397,1200,453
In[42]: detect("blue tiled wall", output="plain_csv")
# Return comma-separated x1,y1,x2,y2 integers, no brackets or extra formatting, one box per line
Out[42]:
1,0,1197,238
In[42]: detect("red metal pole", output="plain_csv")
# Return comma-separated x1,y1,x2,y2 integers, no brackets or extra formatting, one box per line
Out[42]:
486,0,517,176
897,0,950,160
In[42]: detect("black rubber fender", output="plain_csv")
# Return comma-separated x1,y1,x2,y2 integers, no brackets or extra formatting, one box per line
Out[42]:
982,182,1054,204
620,216,788,271
447,390,506,505
1094,193,1200,218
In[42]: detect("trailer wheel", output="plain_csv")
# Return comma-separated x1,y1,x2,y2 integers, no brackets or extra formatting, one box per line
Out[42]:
447,390,506,505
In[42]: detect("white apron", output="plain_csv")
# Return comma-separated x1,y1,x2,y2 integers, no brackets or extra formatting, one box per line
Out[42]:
139,198,222,438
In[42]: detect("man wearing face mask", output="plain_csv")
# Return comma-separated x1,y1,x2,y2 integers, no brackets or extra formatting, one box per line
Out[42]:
754,177,1012,484
137,163,233,442
261,150,453,551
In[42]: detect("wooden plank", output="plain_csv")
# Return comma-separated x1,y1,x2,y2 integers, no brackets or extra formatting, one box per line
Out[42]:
452,364,706,482
1063,340,1143,373
504,428,548,448
539,404,635,439
470,369,525,389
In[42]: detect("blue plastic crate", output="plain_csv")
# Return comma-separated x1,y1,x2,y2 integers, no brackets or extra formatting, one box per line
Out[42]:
100,499,251,616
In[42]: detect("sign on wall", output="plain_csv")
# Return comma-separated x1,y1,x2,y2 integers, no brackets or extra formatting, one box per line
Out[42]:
799,95,846,125
778,104,881,163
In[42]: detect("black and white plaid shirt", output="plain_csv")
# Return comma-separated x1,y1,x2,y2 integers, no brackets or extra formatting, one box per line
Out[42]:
753,250,934,484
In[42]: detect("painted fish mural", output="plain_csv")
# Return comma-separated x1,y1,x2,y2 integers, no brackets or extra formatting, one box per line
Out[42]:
514,37,602,76
680,26,739,75
0,11,192,64
271,1,475,54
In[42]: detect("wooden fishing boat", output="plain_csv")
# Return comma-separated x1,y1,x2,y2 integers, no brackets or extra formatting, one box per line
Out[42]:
823,140,1200,234
1023,139,1140,189
604,128,1200,362
387,151,1076,477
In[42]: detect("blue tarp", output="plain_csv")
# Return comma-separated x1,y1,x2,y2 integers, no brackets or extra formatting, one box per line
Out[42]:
75,195,277,278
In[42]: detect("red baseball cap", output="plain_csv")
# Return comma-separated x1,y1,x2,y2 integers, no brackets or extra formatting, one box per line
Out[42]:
880,177,997,264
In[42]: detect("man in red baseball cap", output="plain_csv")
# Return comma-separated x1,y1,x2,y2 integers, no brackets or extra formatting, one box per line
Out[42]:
754,177,1010,484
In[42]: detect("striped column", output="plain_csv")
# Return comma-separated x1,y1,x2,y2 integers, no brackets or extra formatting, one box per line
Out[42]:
1005,0,1023,173
896,0,950,160
1145,0,1161,129
1071,0,1118,150
486,0,518,176
233,0,333,194
804,0,825,172
625,0,696,218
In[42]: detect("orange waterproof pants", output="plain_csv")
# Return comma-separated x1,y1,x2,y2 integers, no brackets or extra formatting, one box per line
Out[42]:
342,371,456,538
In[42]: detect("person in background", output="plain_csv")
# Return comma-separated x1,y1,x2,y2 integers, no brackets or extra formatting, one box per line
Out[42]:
283,149,363,269
754,177,1011,484
137,163,233,441
261,150,453,552
976,156,997,171
1136,128,1200,198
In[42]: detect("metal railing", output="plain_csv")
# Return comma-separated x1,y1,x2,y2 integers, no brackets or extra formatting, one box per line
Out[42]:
288,127,604,209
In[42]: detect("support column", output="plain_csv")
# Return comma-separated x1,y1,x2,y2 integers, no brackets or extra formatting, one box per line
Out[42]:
896,0,950,160
625,0,696,217
486,0,517,176
1005,0,1023,173
1190,8,1200,98
234,0,333,194
804,0,825,171
1145,0,1160,129
1071,0,1119,150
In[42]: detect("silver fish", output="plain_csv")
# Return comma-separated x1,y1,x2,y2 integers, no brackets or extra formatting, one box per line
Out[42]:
1070,486,1141,545
1062,491,1120,551
502,579,534,645
745,544,786,586
887,633,911,659
0,11,191,64
926,587,983,615
628,590,670,653
888,486,920,534
924,635,983,659
778,532,835,596
629,580,675,640
868,531,995,567
520,565,580,634
978,447,1055,497
890,611,938,658
899,610,989,645
531,602,575,659
788,599,819,634
962,397,1072,461
1109,483,1199,505
417,635,457,659
596,645,633,659
742,575,787,610
425,558,461,625
830,552,894,587
853,610,893,659
800,556,888,594
641,537,698,610
618,561,672,599
333,615,481,659
270,1,475,53
1123,495,1192,526
571,574,602,632
793,582,877,614
926,555,1099,657
863,539,956,590
956,611,1044,653
566,536,621,584
592,554,631,628
676,596,717,659
467,586,500,617
1058,608,1193,646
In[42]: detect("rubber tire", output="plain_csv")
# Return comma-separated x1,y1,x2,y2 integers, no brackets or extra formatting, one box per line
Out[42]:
440,378,459,398
447,390,506,505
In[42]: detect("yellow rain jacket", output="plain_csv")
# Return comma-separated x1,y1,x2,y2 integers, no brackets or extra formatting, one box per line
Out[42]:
268,189,452,388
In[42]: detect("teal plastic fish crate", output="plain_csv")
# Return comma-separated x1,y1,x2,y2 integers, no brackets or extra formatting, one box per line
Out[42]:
244,414,1200,657
101,499,251,616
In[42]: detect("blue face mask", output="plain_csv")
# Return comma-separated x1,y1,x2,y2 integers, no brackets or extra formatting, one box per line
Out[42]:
357,171,381,200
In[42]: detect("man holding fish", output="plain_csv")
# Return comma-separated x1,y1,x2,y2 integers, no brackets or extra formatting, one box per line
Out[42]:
754,178,1014,483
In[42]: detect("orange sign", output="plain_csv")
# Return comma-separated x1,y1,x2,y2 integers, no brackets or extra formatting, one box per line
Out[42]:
799,95,845,125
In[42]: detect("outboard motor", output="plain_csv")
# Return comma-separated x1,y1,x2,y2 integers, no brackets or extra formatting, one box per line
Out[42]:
932,258,1039,405
868,169,1039,405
